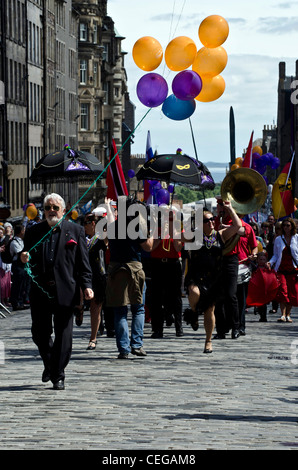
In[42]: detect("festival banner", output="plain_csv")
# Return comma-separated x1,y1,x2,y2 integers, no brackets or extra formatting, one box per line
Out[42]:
242,131,254,168
272,152,296,219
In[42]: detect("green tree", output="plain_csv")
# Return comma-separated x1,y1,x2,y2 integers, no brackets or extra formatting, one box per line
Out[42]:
174,184,221,204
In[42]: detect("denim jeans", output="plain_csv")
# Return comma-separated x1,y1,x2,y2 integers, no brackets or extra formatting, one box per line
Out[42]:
114,304,145,354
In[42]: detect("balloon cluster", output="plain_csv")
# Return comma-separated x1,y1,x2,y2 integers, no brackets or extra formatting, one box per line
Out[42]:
231,146,280,184
149,181,175,205
132,15,229,121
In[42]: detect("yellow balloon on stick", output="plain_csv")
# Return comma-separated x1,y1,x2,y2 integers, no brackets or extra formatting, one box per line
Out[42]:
252,146,263,156
199,15,229,48
235,157,243,166
231,163,240,171
132,36,163,71
192,46,228,78
195,74,225,102
26,204,38,220
165,36,197,71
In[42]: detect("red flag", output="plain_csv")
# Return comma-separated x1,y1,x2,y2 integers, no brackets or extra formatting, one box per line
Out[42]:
106,139,128,200
272,152,296,219
242,131,254,168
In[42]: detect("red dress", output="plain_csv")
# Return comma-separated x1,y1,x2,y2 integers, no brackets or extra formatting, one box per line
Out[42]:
275,247,298,306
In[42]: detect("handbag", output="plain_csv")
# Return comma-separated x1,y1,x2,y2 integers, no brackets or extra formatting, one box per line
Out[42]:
237,263,251,284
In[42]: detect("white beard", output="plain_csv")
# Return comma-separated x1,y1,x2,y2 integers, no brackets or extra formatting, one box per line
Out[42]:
46,215,62,227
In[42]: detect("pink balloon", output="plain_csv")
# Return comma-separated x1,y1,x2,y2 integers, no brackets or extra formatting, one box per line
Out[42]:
172,70,202,101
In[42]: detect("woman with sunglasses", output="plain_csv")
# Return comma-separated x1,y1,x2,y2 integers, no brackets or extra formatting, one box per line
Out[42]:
267,217,298,323
184,201,242,353
82,211,108,349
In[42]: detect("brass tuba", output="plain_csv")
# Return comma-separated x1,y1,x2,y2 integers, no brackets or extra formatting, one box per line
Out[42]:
220,167,267,216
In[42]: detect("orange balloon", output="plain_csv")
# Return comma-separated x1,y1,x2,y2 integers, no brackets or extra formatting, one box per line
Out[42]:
195,74,225,102
252,146,263,156
71,210,78,220
199,15,229,48
192,46,228,78
165,36,197,71
231,163,240,171
132,36,163,71
235,157,243,166
26,205,38,220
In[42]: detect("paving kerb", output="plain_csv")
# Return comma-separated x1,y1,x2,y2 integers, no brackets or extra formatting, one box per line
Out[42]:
0,301,297,450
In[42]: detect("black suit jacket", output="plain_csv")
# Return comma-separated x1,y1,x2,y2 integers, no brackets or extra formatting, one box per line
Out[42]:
24,219,92,307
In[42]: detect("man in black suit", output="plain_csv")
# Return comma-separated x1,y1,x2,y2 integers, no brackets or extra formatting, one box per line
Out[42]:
21,193,93,390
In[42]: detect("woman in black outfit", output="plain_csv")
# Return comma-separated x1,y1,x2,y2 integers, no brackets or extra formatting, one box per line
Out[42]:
83,212,107,350
184,201,242,353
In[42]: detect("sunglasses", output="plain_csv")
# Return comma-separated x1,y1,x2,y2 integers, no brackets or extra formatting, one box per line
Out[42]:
44,205,60,211
203,217,215,224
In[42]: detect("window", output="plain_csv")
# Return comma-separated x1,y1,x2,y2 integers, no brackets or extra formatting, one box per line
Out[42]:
102,43,109,62
94,105,98,132
80,103,89,130
80,59,87,84
80,23,88,41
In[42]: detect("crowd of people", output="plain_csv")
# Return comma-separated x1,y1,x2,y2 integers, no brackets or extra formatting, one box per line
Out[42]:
1,192,297,390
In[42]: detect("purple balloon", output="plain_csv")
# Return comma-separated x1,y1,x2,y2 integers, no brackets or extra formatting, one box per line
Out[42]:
168,184,174,193
137,73,168,108
172,70,202,101
127,169,135,178
271,157,280,170
156,188,170,206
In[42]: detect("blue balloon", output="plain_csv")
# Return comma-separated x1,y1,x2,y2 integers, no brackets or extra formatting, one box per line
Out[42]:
162,94,196,121
156,188,170,205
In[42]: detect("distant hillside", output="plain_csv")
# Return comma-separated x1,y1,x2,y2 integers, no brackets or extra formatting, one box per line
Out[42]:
204,161,228,168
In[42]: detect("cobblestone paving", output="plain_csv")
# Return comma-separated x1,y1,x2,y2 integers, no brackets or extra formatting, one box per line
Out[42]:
0,304,297,450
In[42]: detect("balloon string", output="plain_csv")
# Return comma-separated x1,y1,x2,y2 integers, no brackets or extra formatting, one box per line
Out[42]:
24,107,152,297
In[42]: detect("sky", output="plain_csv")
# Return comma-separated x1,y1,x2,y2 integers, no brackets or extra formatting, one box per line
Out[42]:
107,0,298,166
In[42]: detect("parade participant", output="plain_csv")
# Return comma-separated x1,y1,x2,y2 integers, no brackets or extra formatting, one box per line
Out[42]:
150,206,184,338
236,219,258,335
267,217,298,323
184,202,242,353
21,193,93,390
105,196,154,359
82,211,108,350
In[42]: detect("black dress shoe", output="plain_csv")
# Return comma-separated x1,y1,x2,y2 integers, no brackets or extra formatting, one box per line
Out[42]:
176,328,184,337
232,330,240,339
53,380,65,390
42,369,51,383
213,333,225,339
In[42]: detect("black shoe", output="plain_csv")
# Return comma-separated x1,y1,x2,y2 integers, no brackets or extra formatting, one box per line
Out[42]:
151,331,163,338
42,369,51,383
232,330,240,339
213,333,225,339
117,352,129,359
176,328,184,337
239,329,246,335
53,380,65,390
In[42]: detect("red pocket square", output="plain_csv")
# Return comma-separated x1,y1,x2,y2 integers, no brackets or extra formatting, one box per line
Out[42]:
66,239,77,246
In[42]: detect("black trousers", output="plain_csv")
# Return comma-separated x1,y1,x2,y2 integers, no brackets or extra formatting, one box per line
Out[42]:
30,291,74,383
150,258,182,334
215,254,239,334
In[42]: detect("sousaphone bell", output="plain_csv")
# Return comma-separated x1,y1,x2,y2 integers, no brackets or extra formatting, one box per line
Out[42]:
221,167,267,215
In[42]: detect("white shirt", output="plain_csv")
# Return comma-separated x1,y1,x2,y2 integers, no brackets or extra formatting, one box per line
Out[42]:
269,234,298,271
10,236,24,262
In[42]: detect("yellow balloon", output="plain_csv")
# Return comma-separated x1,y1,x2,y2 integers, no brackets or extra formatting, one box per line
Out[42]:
132,36,163,71
192,46,227,78
252,146,263,156
71,210,78,220
195,74,225,102
199,15,229,48
235,157,243,166
231,163,240,171
26,205,38,220
165,36,197,71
